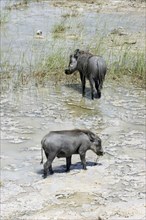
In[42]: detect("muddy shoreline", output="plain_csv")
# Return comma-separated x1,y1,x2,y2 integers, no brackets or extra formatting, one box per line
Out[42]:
51,0,146,13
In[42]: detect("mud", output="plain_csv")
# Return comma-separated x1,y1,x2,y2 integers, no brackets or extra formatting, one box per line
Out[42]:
1,0,146,220
1,81,146,220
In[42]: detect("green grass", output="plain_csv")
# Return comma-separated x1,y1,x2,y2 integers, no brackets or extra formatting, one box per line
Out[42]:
107,47,145,85
0,11,9,25
1,34,145,90
62,11,80,19
52,21,67,38
0,181,3,187
5,0,28,10
32,43,145,87
2,46,145,89
33,49,68,83
32,46,82,86
85,34,145,87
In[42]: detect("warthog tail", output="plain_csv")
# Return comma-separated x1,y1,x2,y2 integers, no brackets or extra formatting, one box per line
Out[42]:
40,147,43,164
97,58,106,90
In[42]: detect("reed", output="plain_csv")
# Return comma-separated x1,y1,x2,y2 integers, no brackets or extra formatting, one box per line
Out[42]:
0,11,9,25
5,0,28,10
0,181,3,187
1,34,145,90
108,46,145,84
52,20,67,38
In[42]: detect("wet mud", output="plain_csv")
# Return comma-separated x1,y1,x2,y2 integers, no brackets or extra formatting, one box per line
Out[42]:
1,81,146,220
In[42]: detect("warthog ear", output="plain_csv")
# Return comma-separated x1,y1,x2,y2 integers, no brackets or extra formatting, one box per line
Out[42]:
74,49,80,58
74,49,80,53
87,132,96,142
88,133,101,145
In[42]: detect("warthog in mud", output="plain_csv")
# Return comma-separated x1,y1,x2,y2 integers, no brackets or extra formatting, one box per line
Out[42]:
40,129,104,178
65,49,107,100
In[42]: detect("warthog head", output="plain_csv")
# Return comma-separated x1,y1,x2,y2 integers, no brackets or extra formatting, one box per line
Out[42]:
90,135,104,156
65,49,82,75
65,54,78,75
65,49,92,75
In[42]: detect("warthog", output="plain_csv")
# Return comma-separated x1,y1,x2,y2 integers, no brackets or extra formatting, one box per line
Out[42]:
41,129,104,178
65,49,107,100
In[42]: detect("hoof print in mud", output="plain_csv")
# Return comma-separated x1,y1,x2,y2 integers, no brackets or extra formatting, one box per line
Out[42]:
40,129,104,178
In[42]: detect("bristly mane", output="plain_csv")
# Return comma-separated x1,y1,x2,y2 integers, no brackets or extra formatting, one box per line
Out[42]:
49,129,95,138
74,49,93,59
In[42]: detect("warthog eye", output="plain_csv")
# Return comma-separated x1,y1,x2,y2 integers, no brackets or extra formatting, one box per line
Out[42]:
97,138,101,145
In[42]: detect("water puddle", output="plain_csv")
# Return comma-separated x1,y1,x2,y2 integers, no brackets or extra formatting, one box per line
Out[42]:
1,81,145,182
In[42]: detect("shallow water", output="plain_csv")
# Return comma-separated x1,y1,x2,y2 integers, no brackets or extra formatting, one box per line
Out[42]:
1,0,145,70
1,81,145,178
1,80,145,219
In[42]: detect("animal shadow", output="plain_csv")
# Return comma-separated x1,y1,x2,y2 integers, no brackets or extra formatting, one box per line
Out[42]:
65,83,92,100
70,161,102,171
37,161,102,176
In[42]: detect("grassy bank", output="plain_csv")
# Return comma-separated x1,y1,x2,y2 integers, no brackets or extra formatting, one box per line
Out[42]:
1,44,145,91
31,43,145,88
37,49,146,87
109,50,145,82
32,32,146,87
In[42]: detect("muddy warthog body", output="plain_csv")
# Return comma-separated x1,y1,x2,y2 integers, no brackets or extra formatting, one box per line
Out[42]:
65,49,107,100
41,129,104,178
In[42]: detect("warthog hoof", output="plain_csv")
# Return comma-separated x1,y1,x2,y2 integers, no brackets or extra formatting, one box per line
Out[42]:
94,91,101,99
43,173,47,178
49,171,54,175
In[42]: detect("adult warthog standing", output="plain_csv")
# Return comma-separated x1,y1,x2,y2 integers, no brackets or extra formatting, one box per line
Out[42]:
40,129,104,178
65,49,107,100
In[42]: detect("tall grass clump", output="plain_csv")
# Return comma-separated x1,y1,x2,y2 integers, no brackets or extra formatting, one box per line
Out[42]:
0,11,9,25
1,34,145,90
33,49,68,83
83,35,145,86
32,44,81,85
108,46,145,85
33,41,145,87
62,10,80,19
0,181,3,187
5,0,28,10
52,20,67,38
131,51,145,80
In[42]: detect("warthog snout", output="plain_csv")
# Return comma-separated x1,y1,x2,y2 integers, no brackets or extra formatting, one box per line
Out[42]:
97,149,104,156
98,151,104,156
65,69,70,74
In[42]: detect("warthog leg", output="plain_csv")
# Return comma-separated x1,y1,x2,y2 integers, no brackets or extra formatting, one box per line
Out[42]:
66,156,72,172
95,80,101,98
80,72,86,97
89,78,95,100
43,154,55,178
79,153,87,170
